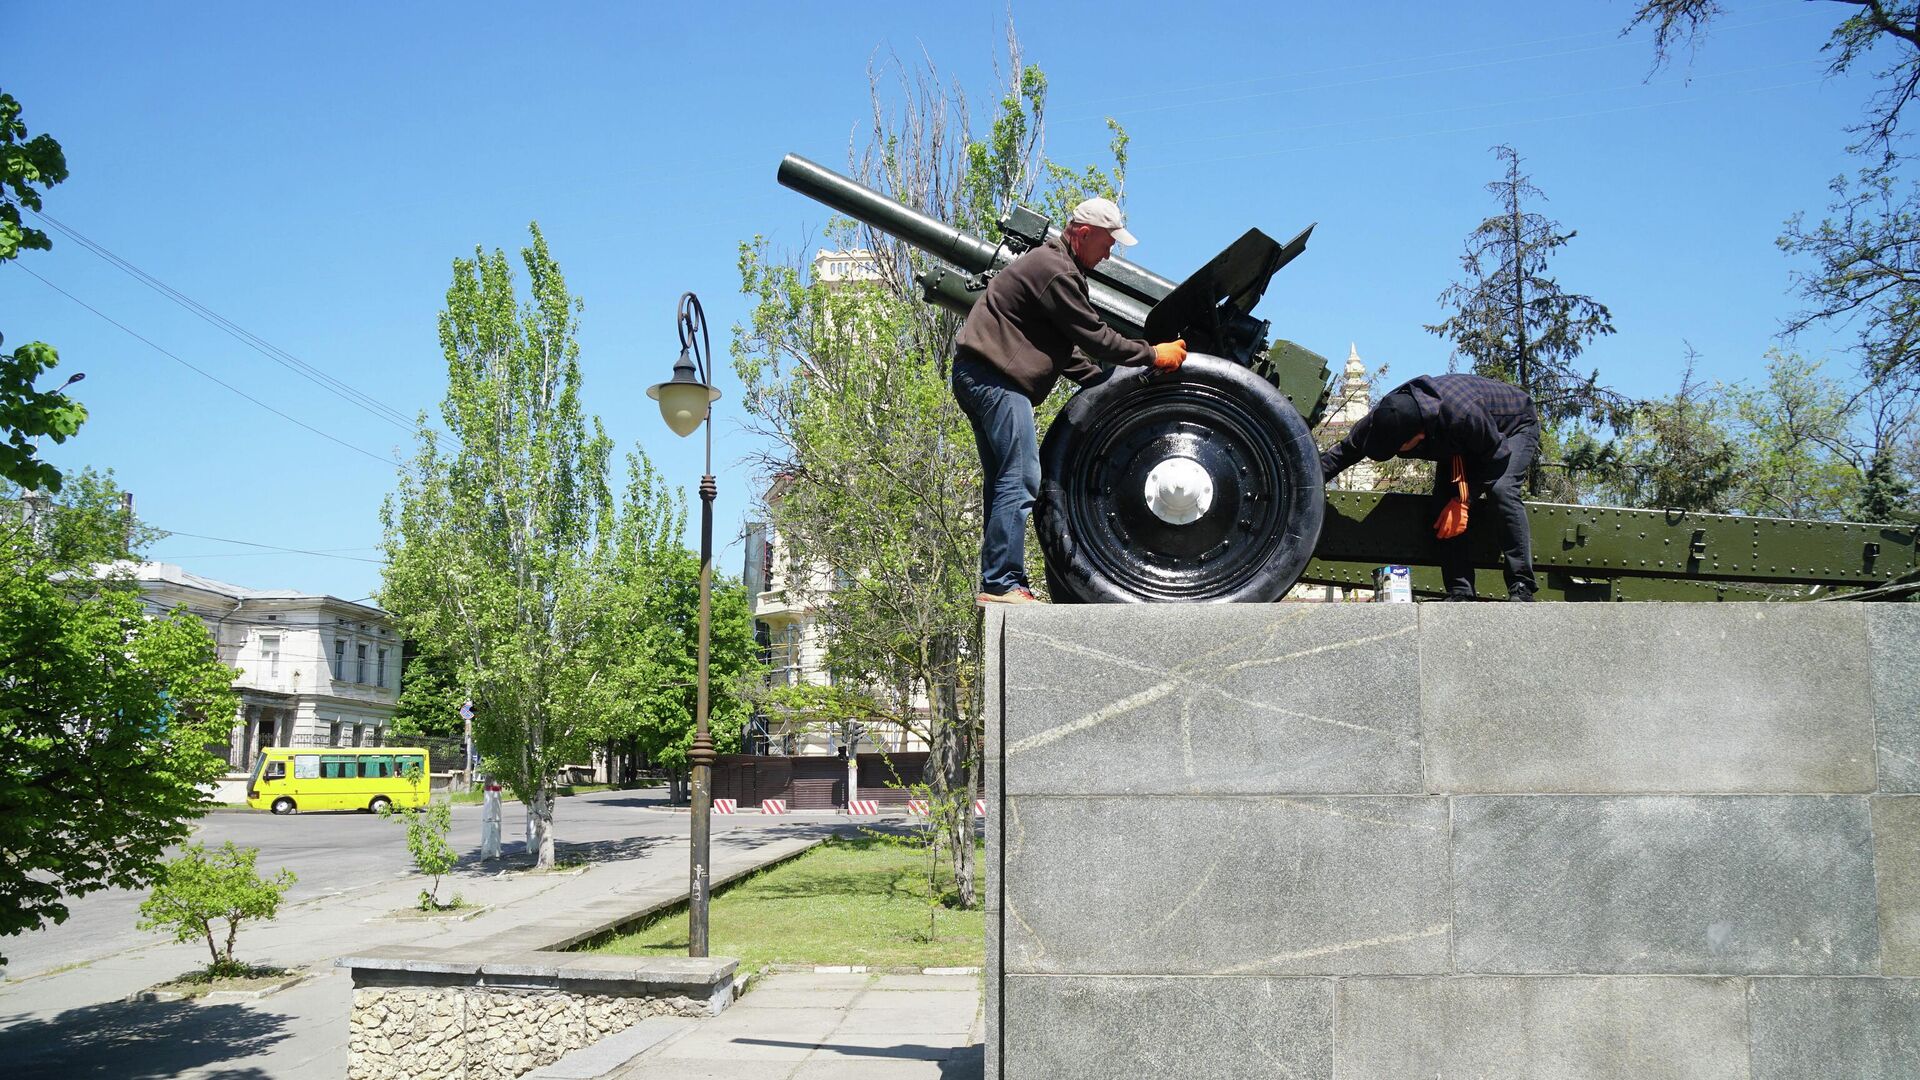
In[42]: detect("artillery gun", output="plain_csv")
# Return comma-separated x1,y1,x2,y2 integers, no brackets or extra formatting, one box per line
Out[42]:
777,153,1920,602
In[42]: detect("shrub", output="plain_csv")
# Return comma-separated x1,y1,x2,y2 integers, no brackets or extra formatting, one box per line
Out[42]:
381,799,459,910
137,842,295,977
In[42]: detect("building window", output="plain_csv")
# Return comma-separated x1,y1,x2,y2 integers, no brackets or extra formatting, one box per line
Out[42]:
329,721,342,746
356,644,367,683
260,634,280,679
333,639,345,679
377,647,388,688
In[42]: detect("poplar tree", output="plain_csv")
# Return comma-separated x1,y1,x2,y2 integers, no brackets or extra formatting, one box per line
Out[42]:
734,38,1127,906
382,224,617,869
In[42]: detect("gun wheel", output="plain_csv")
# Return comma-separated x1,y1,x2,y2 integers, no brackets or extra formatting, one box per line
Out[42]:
1036,355,1323,603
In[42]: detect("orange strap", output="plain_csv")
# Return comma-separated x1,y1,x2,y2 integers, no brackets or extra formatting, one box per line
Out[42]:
1451,455,1468,502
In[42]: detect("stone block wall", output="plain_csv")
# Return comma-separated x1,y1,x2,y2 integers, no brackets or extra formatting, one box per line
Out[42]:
347,986,709,1080
984,604,1920,1080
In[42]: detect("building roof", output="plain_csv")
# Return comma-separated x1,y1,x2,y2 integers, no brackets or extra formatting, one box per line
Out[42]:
105,561,389,616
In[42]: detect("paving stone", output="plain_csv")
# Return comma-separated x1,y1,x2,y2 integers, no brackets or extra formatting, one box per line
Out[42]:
1421,604,1875,792
1001,975,1328,1080
1001,605,1421,795
1872,795,1920,974
790,1061,954,1080
1336,976,1747,1079
1004,795,1449,975
1870,605,1920,792
1749,978,1920,1079
1453,795,1879,974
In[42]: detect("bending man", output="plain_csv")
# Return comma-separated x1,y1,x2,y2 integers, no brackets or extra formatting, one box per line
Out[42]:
951,196,1188,605
1320,373,1541,601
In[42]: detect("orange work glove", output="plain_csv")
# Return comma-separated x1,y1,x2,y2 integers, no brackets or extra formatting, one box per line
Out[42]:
1434,455,1470,540
1151,339,1188,372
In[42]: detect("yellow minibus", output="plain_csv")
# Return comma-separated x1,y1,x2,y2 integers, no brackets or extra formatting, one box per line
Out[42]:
245,747,431,814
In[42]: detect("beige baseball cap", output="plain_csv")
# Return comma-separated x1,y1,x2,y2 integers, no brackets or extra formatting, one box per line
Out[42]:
1068,196,1137,246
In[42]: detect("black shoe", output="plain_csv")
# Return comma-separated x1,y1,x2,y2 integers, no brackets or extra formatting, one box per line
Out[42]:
1440,591,1476,602
1508,588,1536,603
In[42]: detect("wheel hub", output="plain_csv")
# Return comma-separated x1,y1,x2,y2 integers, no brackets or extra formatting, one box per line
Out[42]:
1144,456,1214,525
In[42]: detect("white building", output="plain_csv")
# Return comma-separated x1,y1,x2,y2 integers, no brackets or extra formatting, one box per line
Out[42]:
1288,343,1380,602
116,563,402,781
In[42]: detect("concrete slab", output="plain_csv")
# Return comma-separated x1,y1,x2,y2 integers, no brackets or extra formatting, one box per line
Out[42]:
1001,605,1422,795
791,1061,954,1079
1452,795,1879,974
1003,794,1449,975
525,1016,696,1079
1001,974,1331,1080
1870,606,1920,792
1749,978,1920,1079
1336,975,1748,1080
1871,796,1920,974
1421,604,1876,793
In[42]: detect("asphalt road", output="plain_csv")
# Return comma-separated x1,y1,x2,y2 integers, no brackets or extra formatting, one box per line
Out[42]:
0,786,797,982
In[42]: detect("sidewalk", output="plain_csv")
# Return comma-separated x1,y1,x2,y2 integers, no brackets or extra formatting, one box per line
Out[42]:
529,971,985,1080
0,824,845,1079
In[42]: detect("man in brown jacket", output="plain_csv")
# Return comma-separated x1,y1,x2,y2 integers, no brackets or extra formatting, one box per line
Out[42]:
951,197,1187,604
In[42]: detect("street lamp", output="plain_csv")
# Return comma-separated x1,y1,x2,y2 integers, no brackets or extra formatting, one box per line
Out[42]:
647,292,722,958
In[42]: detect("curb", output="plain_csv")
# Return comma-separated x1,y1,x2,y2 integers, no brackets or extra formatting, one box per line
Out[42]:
126,971,309,1004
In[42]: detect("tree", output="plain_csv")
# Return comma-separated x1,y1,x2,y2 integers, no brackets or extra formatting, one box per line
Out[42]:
576,454,758,793
0,531,239,961
380,798,458,910
1627,3,1920,421
381,224,608,869
1,90,86,493
1427,145,1627,436
3,465,160,566
137,842,296,977
382,224,742,867
1584,350,1739,512
1719,350,1918,520
733,37,1125,907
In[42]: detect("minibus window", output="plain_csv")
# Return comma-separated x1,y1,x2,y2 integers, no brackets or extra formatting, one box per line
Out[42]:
263,761,286,781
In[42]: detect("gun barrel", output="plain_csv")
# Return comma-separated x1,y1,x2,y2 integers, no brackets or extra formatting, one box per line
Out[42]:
777,154,1001,274
779,152,1152,334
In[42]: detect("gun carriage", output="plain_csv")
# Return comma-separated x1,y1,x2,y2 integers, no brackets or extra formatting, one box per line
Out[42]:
777,154,1920,602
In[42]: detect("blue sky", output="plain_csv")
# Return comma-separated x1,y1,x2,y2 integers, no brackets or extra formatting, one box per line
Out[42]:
0,0,1879,601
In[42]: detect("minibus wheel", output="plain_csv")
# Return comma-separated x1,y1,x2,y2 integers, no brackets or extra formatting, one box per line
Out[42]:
369,796,392,814
271,797,296,815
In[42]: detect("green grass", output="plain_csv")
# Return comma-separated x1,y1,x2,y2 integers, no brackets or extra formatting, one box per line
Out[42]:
583,835,985,972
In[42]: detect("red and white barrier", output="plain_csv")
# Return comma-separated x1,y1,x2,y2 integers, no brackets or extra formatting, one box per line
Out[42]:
903,798,987,817
846,799,879,815
760,799,788,815
713,798,737,815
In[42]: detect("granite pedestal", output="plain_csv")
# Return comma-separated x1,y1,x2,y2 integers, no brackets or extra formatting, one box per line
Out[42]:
983,603,1920,1080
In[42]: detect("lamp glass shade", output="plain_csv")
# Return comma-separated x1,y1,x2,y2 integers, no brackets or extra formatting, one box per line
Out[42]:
652,380,716,438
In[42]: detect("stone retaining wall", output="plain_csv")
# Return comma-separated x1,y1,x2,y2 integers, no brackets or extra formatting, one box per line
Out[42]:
347,986,708,1080
984,603,1920,1080
340,953,735,1080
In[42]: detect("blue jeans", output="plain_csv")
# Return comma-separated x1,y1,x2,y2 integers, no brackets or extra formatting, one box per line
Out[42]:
951,356,1039,594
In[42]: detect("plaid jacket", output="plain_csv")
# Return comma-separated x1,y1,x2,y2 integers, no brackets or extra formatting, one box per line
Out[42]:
1321,374,1537,484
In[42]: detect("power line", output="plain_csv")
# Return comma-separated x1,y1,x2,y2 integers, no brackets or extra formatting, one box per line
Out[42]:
9,263,404,467
154,528,387,564
1055,4,1823,123
27,209,417,430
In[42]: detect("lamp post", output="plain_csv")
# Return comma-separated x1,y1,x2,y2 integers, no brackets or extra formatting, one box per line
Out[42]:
648,292,723,958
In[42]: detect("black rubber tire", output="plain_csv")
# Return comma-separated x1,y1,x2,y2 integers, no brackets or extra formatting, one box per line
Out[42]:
271,797,297,815
369,796,392,814
1036,355,1323,603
